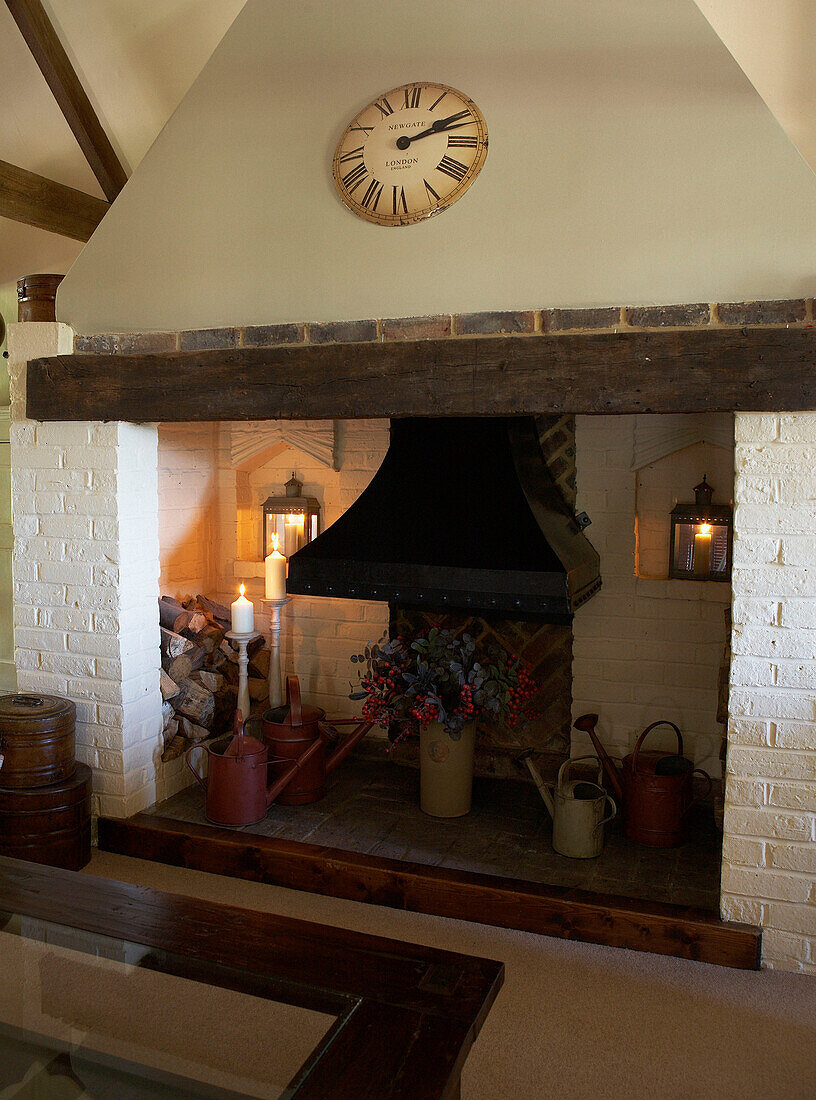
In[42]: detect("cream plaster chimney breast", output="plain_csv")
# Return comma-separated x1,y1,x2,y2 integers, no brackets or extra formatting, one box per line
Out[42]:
55,0,816,333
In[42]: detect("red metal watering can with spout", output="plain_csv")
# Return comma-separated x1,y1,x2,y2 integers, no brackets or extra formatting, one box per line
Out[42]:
573,713,711,847
186,711,276,826
188,680,376,825
252,676,375,805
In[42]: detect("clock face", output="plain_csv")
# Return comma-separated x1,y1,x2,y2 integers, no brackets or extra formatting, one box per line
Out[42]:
332,82,488,226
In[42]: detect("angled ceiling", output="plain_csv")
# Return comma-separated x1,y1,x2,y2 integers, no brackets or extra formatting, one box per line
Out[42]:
0,0,245,288
695,0,816,171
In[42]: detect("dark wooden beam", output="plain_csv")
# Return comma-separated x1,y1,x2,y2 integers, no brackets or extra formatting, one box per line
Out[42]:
0,158,109,240
26,325,816,421
5,0,127,201
98,815,762,970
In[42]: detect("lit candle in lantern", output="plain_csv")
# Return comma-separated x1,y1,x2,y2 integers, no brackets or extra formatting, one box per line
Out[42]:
694,523,712,576
231,583,255,633
265,534,287,600
284,513,304,558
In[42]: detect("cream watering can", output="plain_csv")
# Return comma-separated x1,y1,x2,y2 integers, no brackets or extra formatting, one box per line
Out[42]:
518,750,617,859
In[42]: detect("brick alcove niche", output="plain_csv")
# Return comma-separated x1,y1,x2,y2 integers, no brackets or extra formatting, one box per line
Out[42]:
8,300,816,972
156,417,390,761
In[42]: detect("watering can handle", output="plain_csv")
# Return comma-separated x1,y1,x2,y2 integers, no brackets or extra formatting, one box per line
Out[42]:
185,745,207,792
632,720,683,770
682,769,713,816
595,794,617,833
557,754,604,791
318,721,339,745
243,715,264,739
285,675,303,727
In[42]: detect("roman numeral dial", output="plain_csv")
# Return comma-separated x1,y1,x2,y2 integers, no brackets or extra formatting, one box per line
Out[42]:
447,134,478,149
332,81,488,226
437,155,468,182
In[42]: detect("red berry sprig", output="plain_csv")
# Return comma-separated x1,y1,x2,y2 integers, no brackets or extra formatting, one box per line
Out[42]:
351,634,539,738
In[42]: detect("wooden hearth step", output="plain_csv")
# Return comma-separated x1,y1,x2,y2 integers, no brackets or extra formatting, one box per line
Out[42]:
98,814,761,971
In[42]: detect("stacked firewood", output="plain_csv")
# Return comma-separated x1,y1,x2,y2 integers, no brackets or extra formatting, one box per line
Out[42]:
159,595,271,762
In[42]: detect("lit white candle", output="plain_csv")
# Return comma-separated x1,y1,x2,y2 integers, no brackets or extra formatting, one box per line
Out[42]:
284,514,302,558
265,534,287,600
694,523,712,576
231,583,255,633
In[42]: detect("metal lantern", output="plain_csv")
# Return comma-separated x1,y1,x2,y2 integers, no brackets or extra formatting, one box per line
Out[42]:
262,473,321,559
668,475,732,581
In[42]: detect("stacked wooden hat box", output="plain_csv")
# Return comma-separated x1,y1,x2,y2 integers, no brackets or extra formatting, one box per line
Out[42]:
0,694,91,871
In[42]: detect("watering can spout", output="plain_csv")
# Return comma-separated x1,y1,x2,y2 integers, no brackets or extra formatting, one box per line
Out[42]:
572,713,624,804
573,712,598,734
514,748,555,818
538,780,555,819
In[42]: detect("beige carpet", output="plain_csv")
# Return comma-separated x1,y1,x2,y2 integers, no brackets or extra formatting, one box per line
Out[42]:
84,851,816,1100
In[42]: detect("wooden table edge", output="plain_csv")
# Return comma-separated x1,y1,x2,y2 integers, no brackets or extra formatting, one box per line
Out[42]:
0,854,504,1099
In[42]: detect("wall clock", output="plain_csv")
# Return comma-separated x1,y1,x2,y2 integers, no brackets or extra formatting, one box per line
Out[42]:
332,82,488,226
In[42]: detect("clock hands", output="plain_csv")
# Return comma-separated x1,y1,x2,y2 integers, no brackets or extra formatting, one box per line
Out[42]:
395,120,473,149
425,109,473,130
395,110,473,150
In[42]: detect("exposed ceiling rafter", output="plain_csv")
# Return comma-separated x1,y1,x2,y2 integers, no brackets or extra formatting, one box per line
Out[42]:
0,159,108,241
4,0,127,202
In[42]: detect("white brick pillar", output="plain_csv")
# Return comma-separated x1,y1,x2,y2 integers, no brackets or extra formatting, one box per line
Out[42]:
7,323,167,817
722,412,816,972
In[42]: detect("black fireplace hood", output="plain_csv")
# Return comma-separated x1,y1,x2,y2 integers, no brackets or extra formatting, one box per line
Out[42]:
286,417,601,620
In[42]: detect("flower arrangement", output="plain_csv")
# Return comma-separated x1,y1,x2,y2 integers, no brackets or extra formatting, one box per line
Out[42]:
350,628,537,740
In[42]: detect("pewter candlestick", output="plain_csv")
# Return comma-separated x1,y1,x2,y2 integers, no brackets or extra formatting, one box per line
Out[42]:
224,629,263,720
261,597,291,707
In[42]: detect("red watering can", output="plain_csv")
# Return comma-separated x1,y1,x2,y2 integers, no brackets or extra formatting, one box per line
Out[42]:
186,710,276,827
187,680,375,825
248,676,375,805
573,713,712,847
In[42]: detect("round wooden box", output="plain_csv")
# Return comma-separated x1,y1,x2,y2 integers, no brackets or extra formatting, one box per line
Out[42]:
0,763,92,871
0,693,76,789
16,273,63,322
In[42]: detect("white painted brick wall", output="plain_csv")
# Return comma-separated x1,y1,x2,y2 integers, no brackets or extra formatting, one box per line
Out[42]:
721,412,816,973
572,415,731,776
7,324,174,818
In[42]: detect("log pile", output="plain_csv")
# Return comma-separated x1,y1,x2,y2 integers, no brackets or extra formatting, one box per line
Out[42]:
159,595,269,762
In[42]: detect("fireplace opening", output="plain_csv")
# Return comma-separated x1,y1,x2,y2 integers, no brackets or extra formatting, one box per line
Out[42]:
148,411,731,914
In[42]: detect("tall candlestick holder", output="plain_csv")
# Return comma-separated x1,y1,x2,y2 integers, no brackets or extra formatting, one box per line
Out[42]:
224,629,263,721
261,598,291,708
